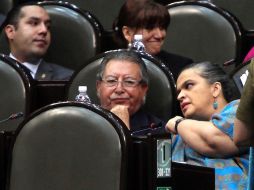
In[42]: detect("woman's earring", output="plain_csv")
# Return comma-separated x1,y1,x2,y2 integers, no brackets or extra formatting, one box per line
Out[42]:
128,43,132,49
213,100,218,110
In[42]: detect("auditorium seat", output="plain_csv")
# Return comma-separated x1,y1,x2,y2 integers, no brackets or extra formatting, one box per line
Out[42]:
0,0,13,15
164,1,244,73
53,0,125,31
66,49,176,121
6,102,130,190
0,1,103,71
0,54,34,132
211,0,254,31
40,1,104,71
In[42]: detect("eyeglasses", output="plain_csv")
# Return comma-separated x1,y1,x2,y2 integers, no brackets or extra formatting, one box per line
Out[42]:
101,77,143,88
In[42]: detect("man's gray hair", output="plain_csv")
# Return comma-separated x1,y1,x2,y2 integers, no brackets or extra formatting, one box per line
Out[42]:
96,50,149,85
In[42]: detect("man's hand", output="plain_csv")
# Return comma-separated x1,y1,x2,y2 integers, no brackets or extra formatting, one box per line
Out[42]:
110,105,130,130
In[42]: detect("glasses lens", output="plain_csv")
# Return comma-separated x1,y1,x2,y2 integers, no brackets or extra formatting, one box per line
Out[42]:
103,77,141,87
123,79,139,87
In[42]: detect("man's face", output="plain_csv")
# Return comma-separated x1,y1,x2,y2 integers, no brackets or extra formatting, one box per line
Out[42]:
96,60,148,115
5,5,51,62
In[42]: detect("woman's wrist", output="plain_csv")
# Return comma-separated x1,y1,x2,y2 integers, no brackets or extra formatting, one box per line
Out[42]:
174,117,185,134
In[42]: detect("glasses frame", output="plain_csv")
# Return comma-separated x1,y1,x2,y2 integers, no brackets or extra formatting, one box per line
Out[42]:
100,77,144,88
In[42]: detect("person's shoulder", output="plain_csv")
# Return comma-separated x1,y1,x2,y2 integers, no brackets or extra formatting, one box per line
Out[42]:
221,100,240,114
47,62,73,73
41,60,74,80
157,50,193,64
155,50,193,80
249,59,254,73
228,99,240,107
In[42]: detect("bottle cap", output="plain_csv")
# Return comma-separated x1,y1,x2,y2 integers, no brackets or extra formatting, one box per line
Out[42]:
134,34,142,41
78,86,87,92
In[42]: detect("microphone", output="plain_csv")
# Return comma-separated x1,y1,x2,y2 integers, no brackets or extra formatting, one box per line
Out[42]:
0,112,24,124
131,122,166,136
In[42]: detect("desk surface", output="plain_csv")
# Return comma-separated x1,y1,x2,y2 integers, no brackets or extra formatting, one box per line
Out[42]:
131,137,215,190
172,161,215,190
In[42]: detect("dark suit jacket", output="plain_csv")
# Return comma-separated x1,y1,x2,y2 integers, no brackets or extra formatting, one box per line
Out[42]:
35,61,74,81
130,108,166,133
155,50,193,81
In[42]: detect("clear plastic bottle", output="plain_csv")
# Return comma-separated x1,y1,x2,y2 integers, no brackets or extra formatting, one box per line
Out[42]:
130,34,145,52
75,86,91,103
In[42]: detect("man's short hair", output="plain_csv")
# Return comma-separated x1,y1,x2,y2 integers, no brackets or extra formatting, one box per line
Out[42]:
1,2,44,29
96,50,149,85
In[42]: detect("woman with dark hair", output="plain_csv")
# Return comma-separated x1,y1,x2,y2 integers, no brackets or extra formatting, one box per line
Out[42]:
165,62,249,189
113,0,193,80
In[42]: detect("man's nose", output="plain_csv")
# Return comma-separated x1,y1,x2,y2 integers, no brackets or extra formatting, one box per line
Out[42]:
39,23,48,33
115,81,125,89
113,81,126,93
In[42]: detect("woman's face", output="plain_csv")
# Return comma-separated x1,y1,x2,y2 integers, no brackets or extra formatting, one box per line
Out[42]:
176,68,215,120
124,27,166,55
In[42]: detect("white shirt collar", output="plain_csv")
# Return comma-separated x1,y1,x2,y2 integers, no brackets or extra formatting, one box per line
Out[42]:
9,53,41,79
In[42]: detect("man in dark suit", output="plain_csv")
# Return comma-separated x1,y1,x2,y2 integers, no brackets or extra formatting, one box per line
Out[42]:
96,51,165,132
3,3,73,80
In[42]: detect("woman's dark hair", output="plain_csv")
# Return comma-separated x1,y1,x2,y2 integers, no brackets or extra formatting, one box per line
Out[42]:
112,0,170,48
180,62,239,102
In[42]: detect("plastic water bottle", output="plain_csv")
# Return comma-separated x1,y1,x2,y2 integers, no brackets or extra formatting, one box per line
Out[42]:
130,34,145,52
75,86,91,103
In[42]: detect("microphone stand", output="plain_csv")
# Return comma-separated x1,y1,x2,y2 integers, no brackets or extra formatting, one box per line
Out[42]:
0,112,24,124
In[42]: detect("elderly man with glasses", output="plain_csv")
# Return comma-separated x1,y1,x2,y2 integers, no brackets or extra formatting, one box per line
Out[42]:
96,50,165,132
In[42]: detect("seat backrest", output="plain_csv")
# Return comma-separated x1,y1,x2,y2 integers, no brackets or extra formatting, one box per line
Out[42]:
164,1,243,73
211,0,254,31
0,54,34,131
56,0,125,31
0,1,103,71
0,0,12,15
7,102,130,190
66,49,176,121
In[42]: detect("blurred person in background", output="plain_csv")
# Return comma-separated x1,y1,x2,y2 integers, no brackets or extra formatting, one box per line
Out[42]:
112,0,193,81
234,59,254,190
3,3,73,80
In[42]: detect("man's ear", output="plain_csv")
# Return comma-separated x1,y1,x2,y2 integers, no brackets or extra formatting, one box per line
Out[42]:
122,26,134,43
141,84,148,96
212,82,222,98
5,25,16,40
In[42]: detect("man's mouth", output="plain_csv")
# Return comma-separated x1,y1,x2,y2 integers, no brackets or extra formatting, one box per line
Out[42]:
34,39,47,46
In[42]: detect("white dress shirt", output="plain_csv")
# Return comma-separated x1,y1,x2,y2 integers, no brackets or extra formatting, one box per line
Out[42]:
9,53,41,79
